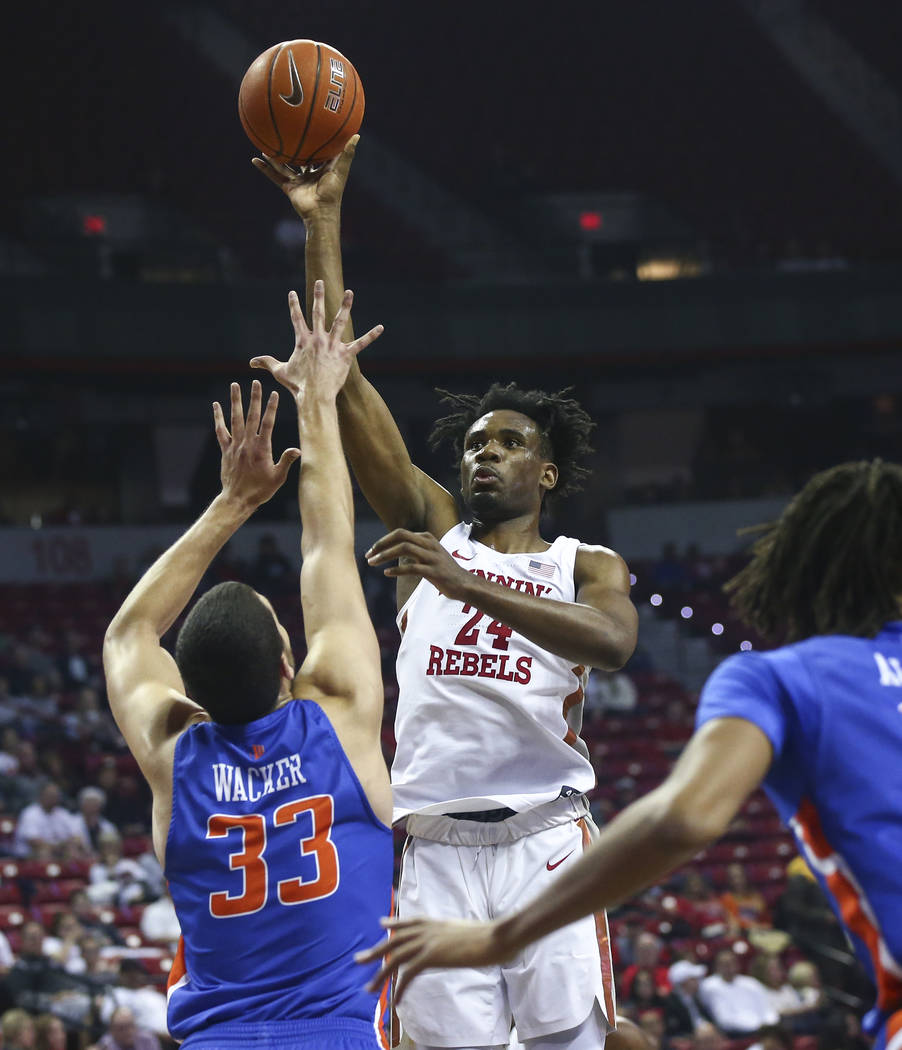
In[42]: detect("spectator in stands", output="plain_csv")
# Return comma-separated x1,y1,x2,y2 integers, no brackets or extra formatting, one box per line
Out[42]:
5,739,43,811
94,759,149,836
33,1012,67,1050
139,888,180,949
675,869,736,937
5,920,75,1014
250,532,294,595
656,698,694,756
698,948,779,1036
17,672,60,732
663,960,714,1036
747,1023,794,1050
94,1006,161,1050
585,669,639,718
786,961,824,1011
65,933,116,981
749,954,822,1032
692,1021,724,1050
621,932,671,998
57,631,91,691
88,832,149,908
100,959,168,1039
62,689,119,751
70,786,116,855
1,1007,36,1049
69,889,123,946
614,916,645,968
13,780,75,859
42,911,85,971
637,1007,668,1050
0,724,20,772
0,926,14,971
625,968,670,1018
720,862,770,931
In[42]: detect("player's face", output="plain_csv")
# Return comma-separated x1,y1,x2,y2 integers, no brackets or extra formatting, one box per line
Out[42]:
460,410,556,520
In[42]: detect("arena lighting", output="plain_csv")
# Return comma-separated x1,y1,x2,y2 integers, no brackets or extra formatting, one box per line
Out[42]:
650,593,663,607
740,640,753,651
711,622,725,636
680,606,693,619
629,573,637,586
579,210,602,230
82,214,107,235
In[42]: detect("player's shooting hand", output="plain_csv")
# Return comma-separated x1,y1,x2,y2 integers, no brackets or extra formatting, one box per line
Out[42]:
252,134,358,220
213,380,300,509
250,282,383,404
365,529,471,599
355,917,511,1005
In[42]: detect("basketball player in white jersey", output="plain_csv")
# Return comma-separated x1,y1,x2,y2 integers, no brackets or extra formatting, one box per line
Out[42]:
255,139,638,1050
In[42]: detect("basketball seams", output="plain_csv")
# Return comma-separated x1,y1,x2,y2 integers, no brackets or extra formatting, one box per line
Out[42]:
308,57,363,163
265,44,285,156
287,42,322,167
238,89,280,155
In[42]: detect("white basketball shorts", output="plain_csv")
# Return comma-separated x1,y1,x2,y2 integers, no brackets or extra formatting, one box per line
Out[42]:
394,796,616,1048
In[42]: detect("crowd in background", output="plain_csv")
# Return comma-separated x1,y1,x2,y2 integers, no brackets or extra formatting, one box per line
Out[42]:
0,545,876,1049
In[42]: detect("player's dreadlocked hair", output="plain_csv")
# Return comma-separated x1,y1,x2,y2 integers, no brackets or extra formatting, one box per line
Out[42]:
428,382,596,503
725,460,902,643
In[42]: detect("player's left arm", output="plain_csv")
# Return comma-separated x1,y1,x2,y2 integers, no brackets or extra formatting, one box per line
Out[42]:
365,535,637,669
103,382,300,784
358,715,773,999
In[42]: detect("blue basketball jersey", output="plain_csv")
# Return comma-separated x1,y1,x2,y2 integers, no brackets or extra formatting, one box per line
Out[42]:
697,622,902,1037
164,699,392,1045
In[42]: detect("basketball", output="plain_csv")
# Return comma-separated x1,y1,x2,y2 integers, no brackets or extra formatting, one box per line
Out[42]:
238,40,364,167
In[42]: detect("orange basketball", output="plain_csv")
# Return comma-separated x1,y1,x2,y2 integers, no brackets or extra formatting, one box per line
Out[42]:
238,40,364,166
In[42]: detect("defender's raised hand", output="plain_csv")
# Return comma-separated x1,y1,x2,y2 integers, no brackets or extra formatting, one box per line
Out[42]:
250,282,383,403
252,135,358,221
212,380,300,508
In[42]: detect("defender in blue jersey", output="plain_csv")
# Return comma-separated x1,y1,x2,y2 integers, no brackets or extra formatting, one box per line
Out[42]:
361,460,902,1050
104,284,392,1049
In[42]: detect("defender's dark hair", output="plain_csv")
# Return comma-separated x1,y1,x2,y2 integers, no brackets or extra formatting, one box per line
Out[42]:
428,382,596,502
725,460,902,643
175,581,283,724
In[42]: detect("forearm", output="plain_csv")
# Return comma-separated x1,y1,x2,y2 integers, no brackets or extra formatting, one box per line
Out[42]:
495,787,709,955
296,394,354,557
456,574,631,669
303,210,423,528
304,207,353,340
107,494,253,639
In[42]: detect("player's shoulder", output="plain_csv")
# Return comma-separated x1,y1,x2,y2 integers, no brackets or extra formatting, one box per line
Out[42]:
573,542,630,585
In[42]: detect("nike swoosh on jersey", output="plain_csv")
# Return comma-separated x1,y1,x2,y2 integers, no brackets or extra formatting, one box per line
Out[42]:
451,550,475,561
546,849,575,871
279,50,305,106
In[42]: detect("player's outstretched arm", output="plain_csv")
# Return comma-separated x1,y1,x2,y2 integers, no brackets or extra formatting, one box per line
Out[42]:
254,137,458,537
357,716,773,1001
251,284,387,735
103,382,300,785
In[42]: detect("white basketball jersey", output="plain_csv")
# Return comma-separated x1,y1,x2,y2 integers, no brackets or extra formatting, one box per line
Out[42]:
391,522,596,820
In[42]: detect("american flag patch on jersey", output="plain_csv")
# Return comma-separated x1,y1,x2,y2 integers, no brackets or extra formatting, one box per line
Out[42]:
528,559,555,577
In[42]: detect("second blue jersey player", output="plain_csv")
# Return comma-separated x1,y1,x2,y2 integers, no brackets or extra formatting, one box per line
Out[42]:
361,459,902,1050
104,283,391,1049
